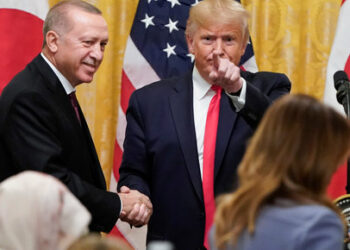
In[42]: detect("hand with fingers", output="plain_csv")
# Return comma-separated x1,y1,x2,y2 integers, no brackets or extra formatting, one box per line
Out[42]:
209,52,243,94
118,186,153,227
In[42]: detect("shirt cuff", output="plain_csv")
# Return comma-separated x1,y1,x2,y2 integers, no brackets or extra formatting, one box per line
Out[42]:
225,77,247,112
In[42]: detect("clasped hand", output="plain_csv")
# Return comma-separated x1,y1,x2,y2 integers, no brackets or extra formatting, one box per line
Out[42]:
118,186,152,227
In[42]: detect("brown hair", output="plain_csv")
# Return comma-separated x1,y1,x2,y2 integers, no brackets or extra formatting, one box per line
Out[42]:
42,0,102,47
68,233,132,250
185,0,250,45
215,94,350,249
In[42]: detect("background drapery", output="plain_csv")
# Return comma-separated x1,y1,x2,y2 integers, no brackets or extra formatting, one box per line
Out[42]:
2,0,340,187
48,0,339,188
0,0,343,248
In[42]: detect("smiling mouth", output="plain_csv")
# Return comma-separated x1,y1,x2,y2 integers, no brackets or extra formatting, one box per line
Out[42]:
83,63,96,71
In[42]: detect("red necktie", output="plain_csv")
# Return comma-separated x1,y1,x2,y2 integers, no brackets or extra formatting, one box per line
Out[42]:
203,85,221,249
69,92,81,125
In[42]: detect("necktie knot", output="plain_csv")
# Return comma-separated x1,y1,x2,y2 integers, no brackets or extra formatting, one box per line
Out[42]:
69,92,77,102
211,85,221,93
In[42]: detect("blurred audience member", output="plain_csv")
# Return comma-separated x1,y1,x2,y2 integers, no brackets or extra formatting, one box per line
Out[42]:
0,171,91,250
212,94,350,250
68,233,132,250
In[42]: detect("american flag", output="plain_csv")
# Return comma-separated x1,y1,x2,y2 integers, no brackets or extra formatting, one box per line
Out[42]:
110,0,258,248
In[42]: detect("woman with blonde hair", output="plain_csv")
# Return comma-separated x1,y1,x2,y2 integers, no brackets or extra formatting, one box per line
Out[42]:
211,94,350,250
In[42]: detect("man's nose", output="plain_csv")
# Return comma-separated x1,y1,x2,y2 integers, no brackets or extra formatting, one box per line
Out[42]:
213,40,224,56
90,44,104,61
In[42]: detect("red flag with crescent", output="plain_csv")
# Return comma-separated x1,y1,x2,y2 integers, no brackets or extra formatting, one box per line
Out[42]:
0,1,49,93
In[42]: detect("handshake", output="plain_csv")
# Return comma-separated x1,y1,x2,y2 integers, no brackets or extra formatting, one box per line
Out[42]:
118,186,153,227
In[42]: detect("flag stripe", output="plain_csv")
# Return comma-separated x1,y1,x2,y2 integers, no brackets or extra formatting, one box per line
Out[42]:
123,38,160,89
109,225,134,249
121,70,136,114
116,106,127,150
345,56,350,75
113,142,123,181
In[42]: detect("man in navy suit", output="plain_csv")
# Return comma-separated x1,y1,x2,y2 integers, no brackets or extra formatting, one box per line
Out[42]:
118,0,291,248
0,0,151,232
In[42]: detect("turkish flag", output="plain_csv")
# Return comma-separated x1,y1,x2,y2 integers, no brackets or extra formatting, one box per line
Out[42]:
0,1,49,93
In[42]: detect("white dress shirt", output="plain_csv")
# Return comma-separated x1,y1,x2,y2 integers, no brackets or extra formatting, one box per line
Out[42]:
192,66,247,179
41,53,76,95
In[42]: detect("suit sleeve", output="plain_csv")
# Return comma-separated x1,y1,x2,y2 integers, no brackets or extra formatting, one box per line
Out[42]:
1,92,120,232
239,73,291,129
296,209,344,250
118,91,151,198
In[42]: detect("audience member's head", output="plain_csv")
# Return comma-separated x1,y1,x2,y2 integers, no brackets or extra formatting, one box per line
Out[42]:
215,94,350,248
68,233,132,250
0,171,91,250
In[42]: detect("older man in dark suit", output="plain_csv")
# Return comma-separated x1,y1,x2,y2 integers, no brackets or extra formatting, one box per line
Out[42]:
0,0,151,233
118,0,291,249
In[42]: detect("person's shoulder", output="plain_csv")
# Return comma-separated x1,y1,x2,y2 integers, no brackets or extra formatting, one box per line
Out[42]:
266,201,339,219
293,205,344,249
2,57,45,97
302,204,343,227
134,71,192,95
242,70,289,82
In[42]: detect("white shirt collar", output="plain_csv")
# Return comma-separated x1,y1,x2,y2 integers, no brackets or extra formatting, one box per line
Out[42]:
192,66,212,100
40,53,75,95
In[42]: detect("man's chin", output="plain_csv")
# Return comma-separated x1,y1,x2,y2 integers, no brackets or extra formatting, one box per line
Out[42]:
79,73,95,83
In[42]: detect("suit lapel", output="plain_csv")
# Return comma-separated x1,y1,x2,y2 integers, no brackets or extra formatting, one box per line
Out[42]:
33,55,106,188
213,70,250,178
169,73,203,202
77,104,106,188
33,55,81,129
214,91,238,179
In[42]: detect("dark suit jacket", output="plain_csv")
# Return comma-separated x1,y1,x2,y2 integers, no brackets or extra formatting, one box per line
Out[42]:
0,54,120,233
119,70,291,249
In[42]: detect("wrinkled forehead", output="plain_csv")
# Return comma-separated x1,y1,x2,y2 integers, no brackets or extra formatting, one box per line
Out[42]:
63,8,108,35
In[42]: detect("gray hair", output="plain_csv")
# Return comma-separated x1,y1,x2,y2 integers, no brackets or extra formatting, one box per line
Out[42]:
42,0,102,47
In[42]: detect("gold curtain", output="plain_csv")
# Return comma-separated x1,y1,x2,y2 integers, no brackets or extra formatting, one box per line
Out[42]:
47,0,340,186
242,0,340,97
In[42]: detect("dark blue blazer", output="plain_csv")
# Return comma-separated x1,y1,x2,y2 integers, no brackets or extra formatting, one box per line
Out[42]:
118,70,291,249
0,54,120,232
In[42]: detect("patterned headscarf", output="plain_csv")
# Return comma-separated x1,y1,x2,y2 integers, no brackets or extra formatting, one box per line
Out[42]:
0,171,91,250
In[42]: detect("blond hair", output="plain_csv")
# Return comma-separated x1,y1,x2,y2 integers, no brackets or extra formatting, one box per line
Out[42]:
68,233,132,250
215,94,350,249
185,0,250,44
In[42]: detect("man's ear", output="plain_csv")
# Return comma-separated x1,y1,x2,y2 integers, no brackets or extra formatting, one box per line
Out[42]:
46,31,59,53
186,34,195,54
